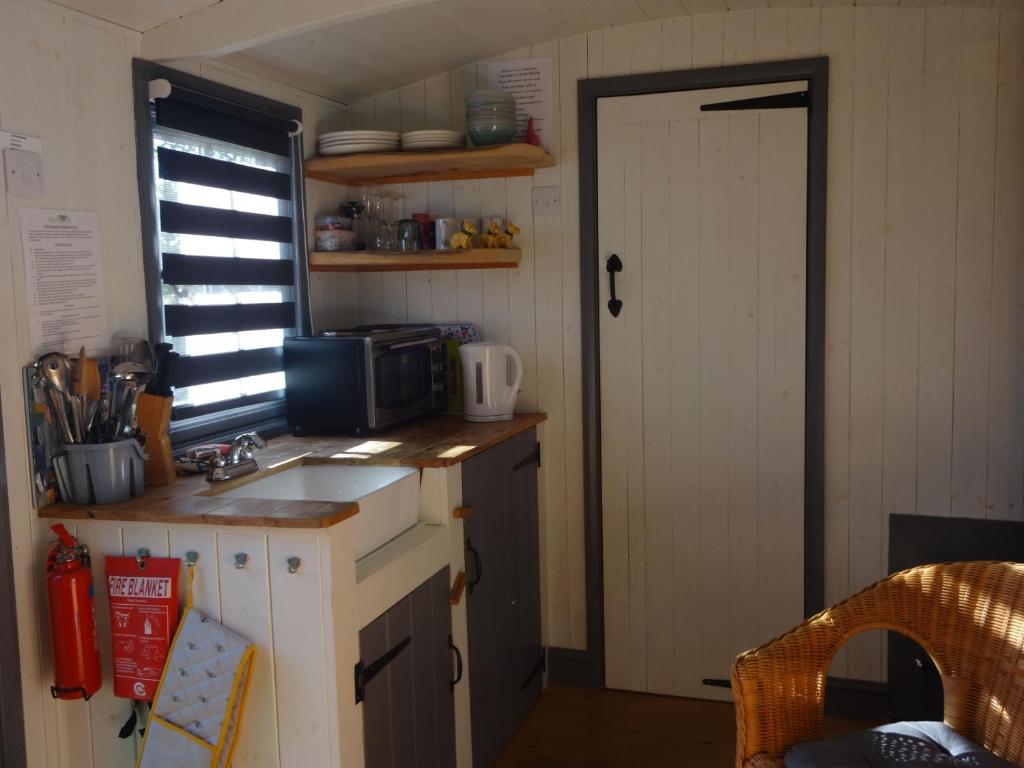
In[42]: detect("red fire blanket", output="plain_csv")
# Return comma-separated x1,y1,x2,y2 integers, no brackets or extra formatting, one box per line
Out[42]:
105,556,180,700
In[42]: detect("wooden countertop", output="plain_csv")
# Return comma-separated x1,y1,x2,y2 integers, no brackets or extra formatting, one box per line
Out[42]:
39,413,546,529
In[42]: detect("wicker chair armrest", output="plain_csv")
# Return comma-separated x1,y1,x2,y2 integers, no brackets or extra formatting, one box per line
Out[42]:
732,614,843,766
743,754,785,768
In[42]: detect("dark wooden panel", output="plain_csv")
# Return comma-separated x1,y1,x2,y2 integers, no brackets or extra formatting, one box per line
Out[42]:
463,436,509,768
511,430,543,722
385,595,416,766
361,567,456,768
432,568,457,768
410,577,441,766
359,614,393,768
462,429,542,767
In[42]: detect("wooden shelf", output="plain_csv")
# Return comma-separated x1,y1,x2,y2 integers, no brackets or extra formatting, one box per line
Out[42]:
309,248,521,272
304,144,554,186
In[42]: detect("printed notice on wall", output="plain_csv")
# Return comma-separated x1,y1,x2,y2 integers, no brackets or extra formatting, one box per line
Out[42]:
488,57,554,151
19,208,108,355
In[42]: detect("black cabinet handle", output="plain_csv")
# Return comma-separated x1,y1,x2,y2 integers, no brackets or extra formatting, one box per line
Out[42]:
448,634,463,693
607,254,623,317
466,539,482,595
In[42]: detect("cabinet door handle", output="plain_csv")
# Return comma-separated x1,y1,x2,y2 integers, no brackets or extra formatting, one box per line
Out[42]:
466,539,482,595
448,634,463,693
607,254,623,317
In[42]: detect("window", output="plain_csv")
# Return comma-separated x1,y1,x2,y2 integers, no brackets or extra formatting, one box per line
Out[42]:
133,60,309,445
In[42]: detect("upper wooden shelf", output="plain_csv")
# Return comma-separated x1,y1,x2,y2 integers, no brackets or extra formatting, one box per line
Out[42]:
309,248,520,272
304,144,555,186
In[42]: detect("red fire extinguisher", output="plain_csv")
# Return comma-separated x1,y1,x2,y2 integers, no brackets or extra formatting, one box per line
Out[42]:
46,524,101,701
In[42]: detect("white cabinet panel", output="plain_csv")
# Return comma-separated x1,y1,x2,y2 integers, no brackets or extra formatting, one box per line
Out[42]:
217,532,278,767
268,534,330,766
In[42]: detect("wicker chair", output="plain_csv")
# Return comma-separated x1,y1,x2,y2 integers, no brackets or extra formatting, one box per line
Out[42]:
732,561,1024,768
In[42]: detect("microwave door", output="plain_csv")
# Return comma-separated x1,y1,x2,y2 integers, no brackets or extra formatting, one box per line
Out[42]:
371,342,436,425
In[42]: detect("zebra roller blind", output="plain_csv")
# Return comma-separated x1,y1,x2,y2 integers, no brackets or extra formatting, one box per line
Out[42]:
148,83,301,424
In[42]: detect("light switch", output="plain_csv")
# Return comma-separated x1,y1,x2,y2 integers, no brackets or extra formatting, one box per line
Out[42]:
532,185,561,216
4,148,43,197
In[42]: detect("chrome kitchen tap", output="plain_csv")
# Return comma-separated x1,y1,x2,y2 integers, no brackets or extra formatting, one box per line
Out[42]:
206,432,266,482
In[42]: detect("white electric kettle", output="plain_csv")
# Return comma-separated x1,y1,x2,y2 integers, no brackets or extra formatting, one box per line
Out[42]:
460,342,522,422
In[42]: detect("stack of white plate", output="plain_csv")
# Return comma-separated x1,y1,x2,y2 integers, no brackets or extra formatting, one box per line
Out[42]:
318,130,400,156
400,130,467,151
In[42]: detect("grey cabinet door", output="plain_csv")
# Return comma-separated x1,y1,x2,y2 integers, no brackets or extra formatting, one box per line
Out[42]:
359,567,457,768
463,428,542,767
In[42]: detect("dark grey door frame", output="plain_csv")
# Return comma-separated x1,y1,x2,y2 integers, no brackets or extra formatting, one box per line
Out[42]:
572,58,829,689
0,392,27,768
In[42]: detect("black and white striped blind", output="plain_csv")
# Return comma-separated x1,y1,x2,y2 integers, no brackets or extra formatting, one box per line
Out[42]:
151,89,299,421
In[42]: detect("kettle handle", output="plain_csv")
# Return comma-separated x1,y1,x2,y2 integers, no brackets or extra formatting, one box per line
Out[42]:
504,346,523,410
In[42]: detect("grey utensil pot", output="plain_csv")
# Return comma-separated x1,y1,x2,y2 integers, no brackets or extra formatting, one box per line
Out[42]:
56,439,148,504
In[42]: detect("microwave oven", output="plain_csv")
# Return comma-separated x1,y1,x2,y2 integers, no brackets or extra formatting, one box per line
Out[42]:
283,326,445,434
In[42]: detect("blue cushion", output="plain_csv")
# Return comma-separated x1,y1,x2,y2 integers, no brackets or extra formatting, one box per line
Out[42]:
784,722,1018,768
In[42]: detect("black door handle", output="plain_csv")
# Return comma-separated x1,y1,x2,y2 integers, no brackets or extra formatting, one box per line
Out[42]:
448,634,463,693
466,539,482,595
607,254,623,317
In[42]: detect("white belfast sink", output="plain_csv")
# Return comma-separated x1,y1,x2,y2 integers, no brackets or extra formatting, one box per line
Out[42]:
220,464,420,558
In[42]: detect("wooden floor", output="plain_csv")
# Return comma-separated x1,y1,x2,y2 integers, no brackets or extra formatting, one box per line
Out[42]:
496,686,871,768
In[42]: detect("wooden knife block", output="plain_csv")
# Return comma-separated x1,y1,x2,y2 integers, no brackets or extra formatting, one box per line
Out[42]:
136,393,175,486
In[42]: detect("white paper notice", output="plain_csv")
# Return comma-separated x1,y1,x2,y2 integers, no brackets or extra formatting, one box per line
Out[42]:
20,208,108,354
488,57,554,151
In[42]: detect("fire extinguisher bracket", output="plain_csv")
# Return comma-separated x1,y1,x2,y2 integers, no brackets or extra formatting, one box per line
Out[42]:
46,524,102,702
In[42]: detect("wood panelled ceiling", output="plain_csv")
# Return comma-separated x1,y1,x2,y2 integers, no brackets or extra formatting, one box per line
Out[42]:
47,0,1016,102
47,0,220,32
216,0,1015,103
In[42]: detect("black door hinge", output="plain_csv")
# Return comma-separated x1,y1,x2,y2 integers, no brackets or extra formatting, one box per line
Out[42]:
354,635,411,704
513,442,541,471
702,678,732,689
520,650,546,692
700,90,809,112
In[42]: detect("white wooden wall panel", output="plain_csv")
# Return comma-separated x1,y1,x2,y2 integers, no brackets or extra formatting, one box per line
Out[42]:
952,9,1000,519
917,8,963,520
267,534,330,765
218,532,279,767
308,9,1024,673
0,7,349,763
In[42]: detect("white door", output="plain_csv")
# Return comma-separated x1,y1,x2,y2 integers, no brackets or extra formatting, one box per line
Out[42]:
598,82,808,700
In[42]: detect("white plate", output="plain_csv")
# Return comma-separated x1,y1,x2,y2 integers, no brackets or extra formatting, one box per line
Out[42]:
319,142,399,150
320,143,404,155
401,130,465,142
319,137,399,144
319,141,399,149
319,130,399,142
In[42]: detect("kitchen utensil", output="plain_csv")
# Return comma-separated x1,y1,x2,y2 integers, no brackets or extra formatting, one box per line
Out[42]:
47,389,75,444
459,342,522,422
69,394,84,443
38,352,74,395
73,346,86,395
78,358,100,401
136,393,175,486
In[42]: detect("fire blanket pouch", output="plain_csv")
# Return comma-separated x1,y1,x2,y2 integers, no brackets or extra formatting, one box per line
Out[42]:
105,555,180,700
